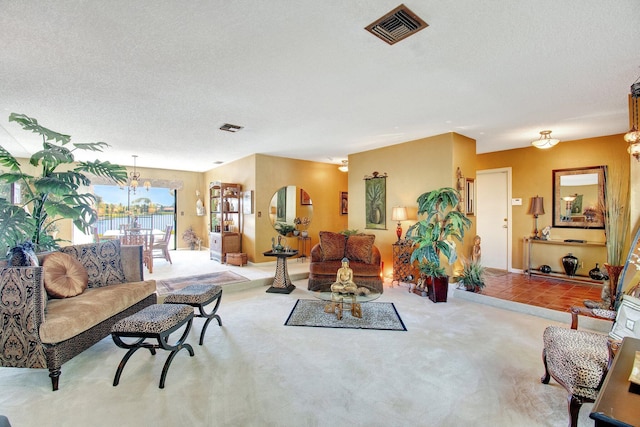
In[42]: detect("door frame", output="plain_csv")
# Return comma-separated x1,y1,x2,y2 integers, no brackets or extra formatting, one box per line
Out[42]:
477,167,513,272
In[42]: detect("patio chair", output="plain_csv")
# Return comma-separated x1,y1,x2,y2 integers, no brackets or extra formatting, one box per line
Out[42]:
153,225,173,264
540,292,640,427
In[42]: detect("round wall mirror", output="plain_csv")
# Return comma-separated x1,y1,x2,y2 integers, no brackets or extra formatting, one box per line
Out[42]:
269,186,313,236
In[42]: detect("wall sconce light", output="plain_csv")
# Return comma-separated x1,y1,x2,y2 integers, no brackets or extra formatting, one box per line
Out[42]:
531,130,560,149
527,196,545,239
391,206,408,241
338,160,349,172
625,79,640,160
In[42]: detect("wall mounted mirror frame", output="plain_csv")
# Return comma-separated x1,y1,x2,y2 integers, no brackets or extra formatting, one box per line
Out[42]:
268,186,313,235
552,165,606,229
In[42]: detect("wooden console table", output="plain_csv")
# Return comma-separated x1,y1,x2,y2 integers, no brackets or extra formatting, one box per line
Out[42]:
590,336,640,426
523,237,606,285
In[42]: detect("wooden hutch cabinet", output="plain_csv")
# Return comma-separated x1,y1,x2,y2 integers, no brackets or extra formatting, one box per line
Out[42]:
209,181,242,263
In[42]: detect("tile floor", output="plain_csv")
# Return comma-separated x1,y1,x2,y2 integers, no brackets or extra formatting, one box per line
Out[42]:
479,270,605,312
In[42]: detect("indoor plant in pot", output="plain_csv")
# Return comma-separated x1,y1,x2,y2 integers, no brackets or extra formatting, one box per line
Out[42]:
0,113,128,252
455,258,486,292
406,187,471,302
182,226,199,250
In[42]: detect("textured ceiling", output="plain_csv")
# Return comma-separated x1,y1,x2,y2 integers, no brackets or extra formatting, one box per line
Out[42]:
0,1,639,172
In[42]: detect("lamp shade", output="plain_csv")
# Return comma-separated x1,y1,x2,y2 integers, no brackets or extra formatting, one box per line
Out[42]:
391,207,408,221
527,196,545,217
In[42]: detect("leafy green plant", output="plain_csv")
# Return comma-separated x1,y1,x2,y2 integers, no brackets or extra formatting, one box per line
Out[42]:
0,113,128,251
456,258,486,292
274,222,296,236
339,228,360,237
418,261,446,278
406,187,472,276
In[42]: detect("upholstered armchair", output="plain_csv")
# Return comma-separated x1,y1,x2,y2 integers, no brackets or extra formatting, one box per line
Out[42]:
308,231,383,293
541,294,640,427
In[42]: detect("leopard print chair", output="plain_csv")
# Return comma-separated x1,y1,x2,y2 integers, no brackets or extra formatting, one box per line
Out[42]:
541,292,640,427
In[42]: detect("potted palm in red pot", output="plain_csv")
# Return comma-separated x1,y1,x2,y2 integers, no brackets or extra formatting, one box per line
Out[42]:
406,187,471,302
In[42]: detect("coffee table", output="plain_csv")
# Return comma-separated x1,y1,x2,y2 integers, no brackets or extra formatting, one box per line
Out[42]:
313,290,381,320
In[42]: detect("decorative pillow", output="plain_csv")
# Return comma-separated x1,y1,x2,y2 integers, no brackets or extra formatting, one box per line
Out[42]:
319,231,346,261
346,234,376,264
6,241,39,267
43,252,88,298
60,240,126,288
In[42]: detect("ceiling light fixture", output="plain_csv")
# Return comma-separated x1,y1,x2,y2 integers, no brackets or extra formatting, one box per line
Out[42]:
531,130,560,149
338,160,349,172
625,78,640,161
123,155,150,195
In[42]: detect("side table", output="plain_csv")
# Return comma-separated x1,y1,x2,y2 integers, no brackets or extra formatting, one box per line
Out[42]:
297,236,311,262
264,250,298,294
589,336,640,426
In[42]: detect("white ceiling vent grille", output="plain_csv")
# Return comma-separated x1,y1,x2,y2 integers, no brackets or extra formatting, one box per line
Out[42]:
365,4,428,45
219,123,243,132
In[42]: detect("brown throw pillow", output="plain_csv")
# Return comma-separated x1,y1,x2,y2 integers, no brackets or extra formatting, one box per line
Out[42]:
346,234,376,264
43,252,88,298
319,231,346,261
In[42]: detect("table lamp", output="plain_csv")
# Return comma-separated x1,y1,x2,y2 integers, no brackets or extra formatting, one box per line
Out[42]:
527,196,545,239
391,207,408,241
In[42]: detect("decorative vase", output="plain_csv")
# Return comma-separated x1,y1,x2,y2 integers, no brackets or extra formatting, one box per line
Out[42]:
293,230,300,236
539,265,552,274
604,264,624,310
301,230,308,238
562,253,578,276
589,263,605,280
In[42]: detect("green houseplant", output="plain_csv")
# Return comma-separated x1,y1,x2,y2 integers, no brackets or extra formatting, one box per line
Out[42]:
455,258,486,292
406,187,471,302
0,113,128,252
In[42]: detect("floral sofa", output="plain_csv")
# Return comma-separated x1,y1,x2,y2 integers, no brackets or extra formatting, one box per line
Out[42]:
0,240,157,390
307,231,383,293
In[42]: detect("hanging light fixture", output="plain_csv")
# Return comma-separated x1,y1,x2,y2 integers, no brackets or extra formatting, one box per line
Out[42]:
338,160,349,172
625,78,640,160
126,155,151,195
531,130,560,149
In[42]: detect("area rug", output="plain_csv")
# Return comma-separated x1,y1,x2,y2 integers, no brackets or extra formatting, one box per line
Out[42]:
157,271,249,295
284,299,407,331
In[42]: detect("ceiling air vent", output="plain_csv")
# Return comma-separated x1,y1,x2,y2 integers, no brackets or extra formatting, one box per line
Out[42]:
365,4,428,45
219,123,243,132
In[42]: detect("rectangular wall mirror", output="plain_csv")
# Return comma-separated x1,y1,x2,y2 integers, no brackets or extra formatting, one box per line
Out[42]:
552,165,606,229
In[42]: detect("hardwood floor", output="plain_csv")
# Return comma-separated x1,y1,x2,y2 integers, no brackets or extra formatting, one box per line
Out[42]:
478,270,604,312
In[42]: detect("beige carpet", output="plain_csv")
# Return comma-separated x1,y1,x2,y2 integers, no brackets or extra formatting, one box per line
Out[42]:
0,279,598,426
156,271,249,295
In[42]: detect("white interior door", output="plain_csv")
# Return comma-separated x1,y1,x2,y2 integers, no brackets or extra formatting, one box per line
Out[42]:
476,168,511,270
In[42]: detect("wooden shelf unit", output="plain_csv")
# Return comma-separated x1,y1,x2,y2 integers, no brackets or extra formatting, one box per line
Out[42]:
209,181,242,263
392,239,419,285
523,237,606,285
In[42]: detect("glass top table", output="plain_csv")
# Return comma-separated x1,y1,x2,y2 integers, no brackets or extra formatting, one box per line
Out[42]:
312,290,381,320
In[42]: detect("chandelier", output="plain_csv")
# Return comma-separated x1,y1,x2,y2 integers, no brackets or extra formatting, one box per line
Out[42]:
125,155,150,194
625,78,640,160
338,160,348,172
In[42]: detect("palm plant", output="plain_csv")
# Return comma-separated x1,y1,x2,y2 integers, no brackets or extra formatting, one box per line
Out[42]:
406,187,472,274
0,113,128,252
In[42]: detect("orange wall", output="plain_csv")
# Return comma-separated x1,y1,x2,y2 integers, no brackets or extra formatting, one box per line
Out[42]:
477,134,630,271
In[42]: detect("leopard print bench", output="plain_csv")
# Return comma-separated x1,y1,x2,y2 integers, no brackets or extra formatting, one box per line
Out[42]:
164,284,223,345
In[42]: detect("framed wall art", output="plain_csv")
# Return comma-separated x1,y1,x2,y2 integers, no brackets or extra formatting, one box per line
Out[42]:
364,172,387,230
300,188,312,205
243,190,253,214
340,191,348,215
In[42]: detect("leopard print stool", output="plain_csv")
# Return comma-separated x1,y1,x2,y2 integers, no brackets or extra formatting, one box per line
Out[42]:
111,303,194,389
164,284,222,345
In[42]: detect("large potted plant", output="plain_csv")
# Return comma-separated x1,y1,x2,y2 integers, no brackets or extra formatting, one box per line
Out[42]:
0,113,128,252
406,187,471,302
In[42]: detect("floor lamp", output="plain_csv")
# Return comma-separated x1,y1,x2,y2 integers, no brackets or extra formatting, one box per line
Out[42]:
528,196,545,239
